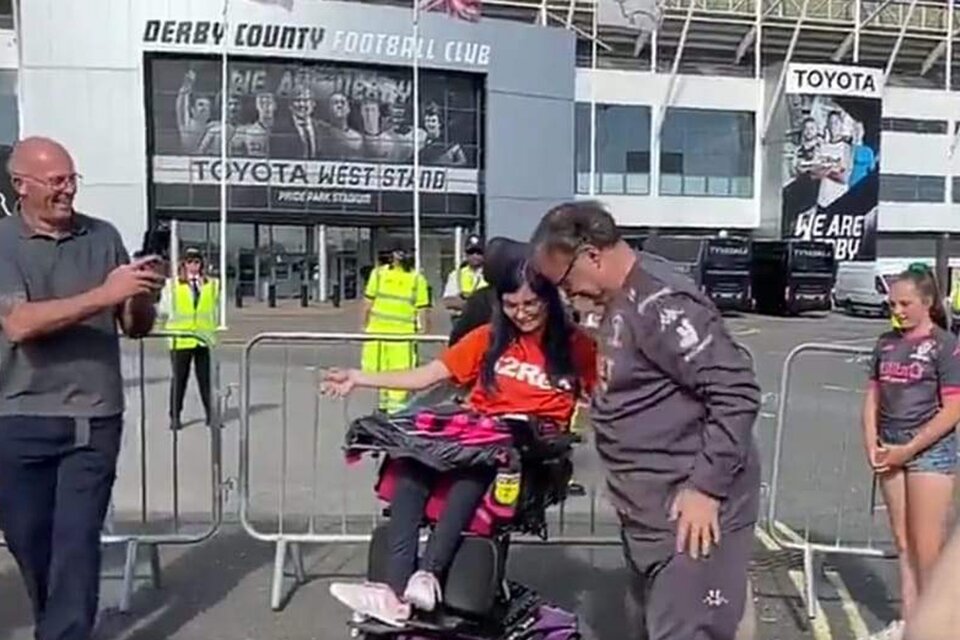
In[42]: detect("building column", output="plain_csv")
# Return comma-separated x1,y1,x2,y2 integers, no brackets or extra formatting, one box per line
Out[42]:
318,224,327,303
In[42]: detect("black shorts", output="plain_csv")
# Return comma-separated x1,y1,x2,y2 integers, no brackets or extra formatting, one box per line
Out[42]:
621,525,753,640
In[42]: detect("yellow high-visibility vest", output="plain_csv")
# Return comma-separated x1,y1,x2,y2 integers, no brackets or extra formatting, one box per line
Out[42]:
364,265,429,333
950,278,960,313
165,279,219,350
458,265,487,297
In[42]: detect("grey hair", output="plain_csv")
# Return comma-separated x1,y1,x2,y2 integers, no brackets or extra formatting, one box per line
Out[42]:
530,200,621,255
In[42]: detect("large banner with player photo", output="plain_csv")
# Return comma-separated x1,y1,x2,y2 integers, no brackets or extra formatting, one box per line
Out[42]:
147,55,482,220
781,63,881,262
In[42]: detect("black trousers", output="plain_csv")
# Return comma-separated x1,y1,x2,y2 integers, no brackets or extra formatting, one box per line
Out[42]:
385,459,494,595
0,415,123,640
169,346,211,425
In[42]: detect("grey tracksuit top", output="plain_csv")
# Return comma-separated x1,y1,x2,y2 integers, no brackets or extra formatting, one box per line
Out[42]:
591,251,762,542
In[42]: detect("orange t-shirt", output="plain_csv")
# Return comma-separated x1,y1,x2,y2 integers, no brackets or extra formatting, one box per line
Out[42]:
438,324,597,424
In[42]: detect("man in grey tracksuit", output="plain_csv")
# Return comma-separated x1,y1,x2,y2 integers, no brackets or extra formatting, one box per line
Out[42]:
531,201,761,640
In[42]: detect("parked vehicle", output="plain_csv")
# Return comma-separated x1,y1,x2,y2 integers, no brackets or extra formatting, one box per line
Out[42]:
641,235,753,312
750,240,835,315
833,261,899,317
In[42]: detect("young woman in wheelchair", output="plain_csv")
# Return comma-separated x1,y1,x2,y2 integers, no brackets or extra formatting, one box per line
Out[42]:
320,239,597,627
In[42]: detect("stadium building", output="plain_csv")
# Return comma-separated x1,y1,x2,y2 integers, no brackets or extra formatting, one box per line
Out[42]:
8,0,960,300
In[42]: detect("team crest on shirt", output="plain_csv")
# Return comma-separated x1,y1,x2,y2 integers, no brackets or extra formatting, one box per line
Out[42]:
676,318,699,350
911,340,935,363
608,314,625,349
659,307,683,331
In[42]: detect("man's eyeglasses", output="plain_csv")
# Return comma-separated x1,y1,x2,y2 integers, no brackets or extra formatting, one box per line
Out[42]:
14,172,82,191
555,242,588,290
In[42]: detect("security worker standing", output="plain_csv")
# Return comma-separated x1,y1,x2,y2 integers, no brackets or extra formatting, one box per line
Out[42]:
949,270,960,333
441,233,487,319
361,240,430,413
161,247,220,429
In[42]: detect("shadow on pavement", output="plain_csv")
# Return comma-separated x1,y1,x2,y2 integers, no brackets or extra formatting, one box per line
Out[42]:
830,553,900,625
508,545,630,640
94,531,272,640
123,376,169,389
220,402,279,425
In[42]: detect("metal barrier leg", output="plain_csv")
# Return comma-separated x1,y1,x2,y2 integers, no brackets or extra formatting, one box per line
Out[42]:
291,541,307,583
271,539,288,611
120,540,139,613
148,544,162,589
803,544,818,620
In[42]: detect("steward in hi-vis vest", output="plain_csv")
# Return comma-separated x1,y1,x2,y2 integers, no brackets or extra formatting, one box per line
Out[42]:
361,241,431,413
161,247,219,429
442,233,487,319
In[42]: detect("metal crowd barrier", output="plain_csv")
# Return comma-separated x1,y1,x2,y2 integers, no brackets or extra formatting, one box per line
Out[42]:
239,331,634,611
0,331,223,612
765,342,894,620
102,329,226,611
0,330,225,613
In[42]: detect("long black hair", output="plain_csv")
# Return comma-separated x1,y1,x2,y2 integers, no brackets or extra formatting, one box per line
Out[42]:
479,259,578,395
897,263,948,330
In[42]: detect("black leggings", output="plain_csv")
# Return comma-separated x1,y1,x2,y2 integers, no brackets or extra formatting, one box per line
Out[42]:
386,459,494,595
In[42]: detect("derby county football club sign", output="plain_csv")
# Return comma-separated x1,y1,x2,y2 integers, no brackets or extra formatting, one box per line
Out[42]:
781,63,882,262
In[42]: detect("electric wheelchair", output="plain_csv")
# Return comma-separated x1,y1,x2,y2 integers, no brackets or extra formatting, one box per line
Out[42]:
340,400,583,640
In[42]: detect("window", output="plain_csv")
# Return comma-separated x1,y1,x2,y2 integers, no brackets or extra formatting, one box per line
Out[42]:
879,174,946,202
953,177,960,203
575,103,651,195
659,108,755,198
881,118,948,135
0,0,11,29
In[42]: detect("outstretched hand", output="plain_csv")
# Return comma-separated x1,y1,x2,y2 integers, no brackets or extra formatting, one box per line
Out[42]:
321,368,360,398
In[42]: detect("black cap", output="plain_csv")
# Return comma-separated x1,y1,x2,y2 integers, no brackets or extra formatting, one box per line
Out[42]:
482,237,530,288
182,247,203,261
380,238,410,255
465,234,484,253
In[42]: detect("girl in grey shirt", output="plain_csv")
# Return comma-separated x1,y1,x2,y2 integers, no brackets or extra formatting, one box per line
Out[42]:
863,265,960,640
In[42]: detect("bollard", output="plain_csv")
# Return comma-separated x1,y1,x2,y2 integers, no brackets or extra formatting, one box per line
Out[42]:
300,284,308,308
235,282,243,309
331,284,341,308
268,283,277,308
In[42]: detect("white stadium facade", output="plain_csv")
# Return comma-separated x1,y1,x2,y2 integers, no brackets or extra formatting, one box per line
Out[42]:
4,0,960,297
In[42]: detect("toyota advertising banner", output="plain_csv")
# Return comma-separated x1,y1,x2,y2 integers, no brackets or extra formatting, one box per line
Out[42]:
781,63,882,262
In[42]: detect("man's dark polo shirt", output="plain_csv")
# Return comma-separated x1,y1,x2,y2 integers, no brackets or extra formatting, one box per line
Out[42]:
0,213,129,417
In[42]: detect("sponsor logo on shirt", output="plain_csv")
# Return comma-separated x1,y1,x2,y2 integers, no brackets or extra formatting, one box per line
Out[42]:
494,356,571,391
597,355,614,394
879,360,925,383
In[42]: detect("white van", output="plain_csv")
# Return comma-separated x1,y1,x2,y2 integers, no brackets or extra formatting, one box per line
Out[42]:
833,261,905,316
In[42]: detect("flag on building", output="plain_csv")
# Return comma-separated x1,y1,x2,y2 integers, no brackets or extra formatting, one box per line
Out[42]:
597,0,662,33
420,0,481,22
